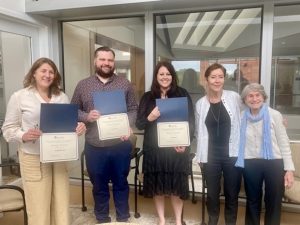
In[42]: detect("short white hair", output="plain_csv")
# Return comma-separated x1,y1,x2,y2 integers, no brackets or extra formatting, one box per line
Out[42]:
240,83,267,103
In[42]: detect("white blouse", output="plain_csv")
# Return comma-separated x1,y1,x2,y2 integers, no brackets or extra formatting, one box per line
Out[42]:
1,87,69,155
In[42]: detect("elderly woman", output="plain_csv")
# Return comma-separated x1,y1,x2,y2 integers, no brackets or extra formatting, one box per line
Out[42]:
235,83,295,225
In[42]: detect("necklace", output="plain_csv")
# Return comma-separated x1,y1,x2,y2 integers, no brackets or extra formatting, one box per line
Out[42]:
210,101,221,136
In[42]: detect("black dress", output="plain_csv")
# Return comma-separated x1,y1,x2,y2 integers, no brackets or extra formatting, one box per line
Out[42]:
135,87,195,199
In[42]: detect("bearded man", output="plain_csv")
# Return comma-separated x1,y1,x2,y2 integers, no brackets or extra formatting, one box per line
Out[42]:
71,46,138,223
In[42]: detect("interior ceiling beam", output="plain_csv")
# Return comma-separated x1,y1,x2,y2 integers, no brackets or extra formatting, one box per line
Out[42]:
160,15,175,57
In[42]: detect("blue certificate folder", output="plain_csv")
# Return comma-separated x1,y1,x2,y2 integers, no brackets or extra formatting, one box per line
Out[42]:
156,97,188,122
40,103,78,133
93,90,127,115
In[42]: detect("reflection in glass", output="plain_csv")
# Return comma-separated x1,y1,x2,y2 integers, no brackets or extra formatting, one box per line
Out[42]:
272,4,300,140
155,7,262,97
172,61,205,106
63,18,145,101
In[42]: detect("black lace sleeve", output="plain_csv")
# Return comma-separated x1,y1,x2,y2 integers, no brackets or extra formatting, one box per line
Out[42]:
177,87,195,141
135,92,156,130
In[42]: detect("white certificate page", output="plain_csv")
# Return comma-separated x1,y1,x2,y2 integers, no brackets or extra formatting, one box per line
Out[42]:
40,132,78,163
97,113,130,140
157,121,190,148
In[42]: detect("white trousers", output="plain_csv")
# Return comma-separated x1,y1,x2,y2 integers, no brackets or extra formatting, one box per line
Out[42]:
18,150,70,225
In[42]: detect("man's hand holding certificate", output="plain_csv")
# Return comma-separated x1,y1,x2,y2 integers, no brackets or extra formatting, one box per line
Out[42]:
39,103,79,163
156,97,190,148
93,90,130,140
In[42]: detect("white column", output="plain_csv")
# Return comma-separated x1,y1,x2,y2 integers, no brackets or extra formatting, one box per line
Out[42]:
260,1,274,104
145,11,154,91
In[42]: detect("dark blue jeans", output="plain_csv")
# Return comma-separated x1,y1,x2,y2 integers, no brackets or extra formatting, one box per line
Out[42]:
85,141,132,222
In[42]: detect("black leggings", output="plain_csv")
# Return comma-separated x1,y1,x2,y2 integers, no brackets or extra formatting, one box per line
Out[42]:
203,156,242,225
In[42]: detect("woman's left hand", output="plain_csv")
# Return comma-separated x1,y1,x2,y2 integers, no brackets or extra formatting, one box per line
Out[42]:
76,122,86,136
174,146,186,153
284,171,294,189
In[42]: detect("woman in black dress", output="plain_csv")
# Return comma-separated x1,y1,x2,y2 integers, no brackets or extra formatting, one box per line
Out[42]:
136,61,195,225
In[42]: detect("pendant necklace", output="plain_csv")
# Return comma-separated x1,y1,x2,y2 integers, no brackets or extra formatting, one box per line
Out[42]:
210,101,221,136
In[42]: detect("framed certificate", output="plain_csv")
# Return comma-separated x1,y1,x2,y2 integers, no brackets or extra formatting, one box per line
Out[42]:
40,133,78,163
97,113,130,140
157,121,190,147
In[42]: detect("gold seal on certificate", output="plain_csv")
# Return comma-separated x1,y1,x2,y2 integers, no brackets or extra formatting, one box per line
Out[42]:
40,133,78,163
157,121,190,147
97,113,130,140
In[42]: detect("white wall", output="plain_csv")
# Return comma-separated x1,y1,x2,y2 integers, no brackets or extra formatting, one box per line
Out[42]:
24,0,300,14
0,0,24,12
0,0,60,61
25,0,162,12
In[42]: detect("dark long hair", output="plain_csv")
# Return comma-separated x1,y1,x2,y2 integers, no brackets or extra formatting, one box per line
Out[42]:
150,61,178,98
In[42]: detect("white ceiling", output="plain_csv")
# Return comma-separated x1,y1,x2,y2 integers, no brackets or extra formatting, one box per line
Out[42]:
65,2,300,60
31,0,300,60
25,0,278,19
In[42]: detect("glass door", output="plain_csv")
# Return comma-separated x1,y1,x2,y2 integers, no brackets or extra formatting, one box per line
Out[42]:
0,31,32,178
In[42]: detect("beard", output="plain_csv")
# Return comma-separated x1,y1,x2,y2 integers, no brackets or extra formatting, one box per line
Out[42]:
95,65,115,78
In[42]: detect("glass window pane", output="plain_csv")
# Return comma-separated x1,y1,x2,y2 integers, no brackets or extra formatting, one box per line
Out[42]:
0,31,31,177
155,7,262,105
155,8,262,177
62,17,145,180
63,18,145,101
272,4,300,140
